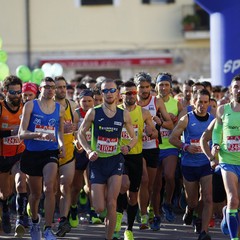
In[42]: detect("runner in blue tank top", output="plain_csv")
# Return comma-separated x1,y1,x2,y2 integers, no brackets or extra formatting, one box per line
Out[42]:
169,89,214,240
78,79,137,240
19,77,65,240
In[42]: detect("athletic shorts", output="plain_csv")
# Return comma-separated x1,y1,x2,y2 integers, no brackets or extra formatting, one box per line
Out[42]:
75,149,89,171
0,153,22,173
20,149,59,177
59,141,75,166
158,148,179,166
181,164,213,182
142,148,159,168
220,163,240,182
89,153,124,184
123,153,143,192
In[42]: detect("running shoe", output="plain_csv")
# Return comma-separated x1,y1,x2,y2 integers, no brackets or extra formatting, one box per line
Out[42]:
89,209,102,224
194,217,202,234
14,219,25,238
112,231,121,240
183,205,193,225
115,212,123,232
69,205,79,228
220,206,229,235
198,230,211,240
147,206,154,224
150,216,161,231
124,230,134,240
56,218,71,237
30,215,41,240
2,211,11,233
43,227,56,240
208,217,215,228
79,189,88,205
139,214,149,230
27,202,32,217
162,203,175,222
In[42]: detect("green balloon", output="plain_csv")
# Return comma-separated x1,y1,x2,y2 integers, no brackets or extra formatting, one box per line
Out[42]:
32,68,44,85
0,50,7,63
0,37,2,49
16,65,31,82
0,62,10,81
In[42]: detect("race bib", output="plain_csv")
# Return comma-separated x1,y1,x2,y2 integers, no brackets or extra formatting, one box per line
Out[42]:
34,125,55,141
97,136,118,153
121,125,138,140
3,136,21,145
227,136,240,152
160,128,170,138
190,139,202,153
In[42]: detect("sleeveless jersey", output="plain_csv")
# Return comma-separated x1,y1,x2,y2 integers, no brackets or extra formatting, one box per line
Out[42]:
141,96,159,149
160,96,178,150
120,105,143,155
91,105,124,158
182,111,214,167
59,99,75,165
24,99,60,151
219,103,240,165
0,101,25,156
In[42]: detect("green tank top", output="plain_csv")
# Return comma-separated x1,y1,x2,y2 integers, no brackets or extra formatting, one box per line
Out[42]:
120,105,144,155
219,103,240,165
160,96,178,150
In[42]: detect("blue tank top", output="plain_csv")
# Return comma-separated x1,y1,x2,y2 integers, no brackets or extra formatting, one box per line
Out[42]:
24,99,60,151
91,105,124,158
181,111,214,167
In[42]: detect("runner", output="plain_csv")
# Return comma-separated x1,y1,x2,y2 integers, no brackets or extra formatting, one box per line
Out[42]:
78,79,137,240
19,77,65,240
169,89,214,240
0,75,28,237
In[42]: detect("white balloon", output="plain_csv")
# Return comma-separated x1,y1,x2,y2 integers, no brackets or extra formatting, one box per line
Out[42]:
41,63,52,77
51,63,63,77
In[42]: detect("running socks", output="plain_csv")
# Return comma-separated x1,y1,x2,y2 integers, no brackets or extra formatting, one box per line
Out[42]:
226,208,239,239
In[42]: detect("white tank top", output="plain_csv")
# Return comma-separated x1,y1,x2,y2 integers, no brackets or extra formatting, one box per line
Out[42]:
141,96,158,149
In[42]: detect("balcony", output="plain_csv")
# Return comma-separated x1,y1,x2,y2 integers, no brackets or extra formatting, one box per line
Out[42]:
182,4,210,40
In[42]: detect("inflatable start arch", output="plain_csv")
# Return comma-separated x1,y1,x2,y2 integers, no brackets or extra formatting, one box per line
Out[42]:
195,0,240,86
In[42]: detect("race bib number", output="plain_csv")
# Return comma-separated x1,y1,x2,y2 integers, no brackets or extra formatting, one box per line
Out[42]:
97,136,118,153
34,125,55,141
227,136,240,152
121,125,138,140
160,128,170,138
190,139,202,153
3,136,21,145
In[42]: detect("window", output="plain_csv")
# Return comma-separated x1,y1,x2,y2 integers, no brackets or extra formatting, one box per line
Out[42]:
74,0,121,7
81,0,113,5
142,0,175,4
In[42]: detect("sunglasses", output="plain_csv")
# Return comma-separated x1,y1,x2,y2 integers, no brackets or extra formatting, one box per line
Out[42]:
101,88,117,94
8,90,22,95
42,85,56,90
122,90,138,96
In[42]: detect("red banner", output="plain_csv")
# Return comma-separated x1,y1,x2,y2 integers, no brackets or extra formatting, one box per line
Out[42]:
40,57,172,68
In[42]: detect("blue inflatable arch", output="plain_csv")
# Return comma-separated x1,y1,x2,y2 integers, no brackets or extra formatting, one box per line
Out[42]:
195,0,240,86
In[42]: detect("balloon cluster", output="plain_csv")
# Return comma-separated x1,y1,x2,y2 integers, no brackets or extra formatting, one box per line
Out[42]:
0,36,10,81
16,63,63,85
0,35,63,84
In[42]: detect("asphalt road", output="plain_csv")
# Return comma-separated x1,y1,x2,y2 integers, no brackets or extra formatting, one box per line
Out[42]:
0,214,229,240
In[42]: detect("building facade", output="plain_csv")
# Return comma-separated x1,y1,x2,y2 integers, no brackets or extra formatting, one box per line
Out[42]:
0,0,210,82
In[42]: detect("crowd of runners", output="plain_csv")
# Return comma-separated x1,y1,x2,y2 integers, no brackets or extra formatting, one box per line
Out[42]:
0,71,239,240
